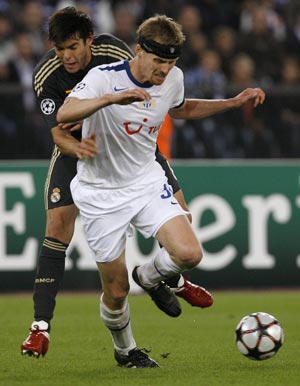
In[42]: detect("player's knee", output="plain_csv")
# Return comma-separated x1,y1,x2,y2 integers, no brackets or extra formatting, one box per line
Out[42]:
178,244,203,269
106,284,130,309
46,210,75,242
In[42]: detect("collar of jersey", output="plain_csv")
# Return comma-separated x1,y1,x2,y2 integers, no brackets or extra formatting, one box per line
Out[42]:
124,60,153,88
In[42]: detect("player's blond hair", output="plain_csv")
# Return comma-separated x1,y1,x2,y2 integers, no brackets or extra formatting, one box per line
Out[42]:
137,14,185,46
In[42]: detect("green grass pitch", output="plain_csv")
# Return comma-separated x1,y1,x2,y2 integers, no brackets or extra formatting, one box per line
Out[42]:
1,290,299,386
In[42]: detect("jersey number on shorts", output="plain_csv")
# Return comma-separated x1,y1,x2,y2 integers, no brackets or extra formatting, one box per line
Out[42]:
160,184,173,199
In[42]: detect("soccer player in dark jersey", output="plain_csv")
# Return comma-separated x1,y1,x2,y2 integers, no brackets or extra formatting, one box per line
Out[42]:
21,7,213,360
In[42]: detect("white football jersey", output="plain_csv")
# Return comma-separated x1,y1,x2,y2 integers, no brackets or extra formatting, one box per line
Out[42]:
69,60,184,188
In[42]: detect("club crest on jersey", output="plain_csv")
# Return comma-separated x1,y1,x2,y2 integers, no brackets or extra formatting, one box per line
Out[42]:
72,82,86,92
138,99,155,109
50,187,61,203
41,99,55,115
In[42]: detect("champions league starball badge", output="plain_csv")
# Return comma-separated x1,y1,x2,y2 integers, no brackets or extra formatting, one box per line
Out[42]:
72,82,86,92
50,187,61,203
41,99,56,115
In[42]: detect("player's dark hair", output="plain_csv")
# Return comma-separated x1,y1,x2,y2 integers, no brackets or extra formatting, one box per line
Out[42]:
49,7,94,45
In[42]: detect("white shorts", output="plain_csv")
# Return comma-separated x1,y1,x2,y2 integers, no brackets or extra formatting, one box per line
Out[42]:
71,175,185,262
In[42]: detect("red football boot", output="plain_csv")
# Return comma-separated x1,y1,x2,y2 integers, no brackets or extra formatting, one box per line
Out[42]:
21,321,50,358
175,278,214,308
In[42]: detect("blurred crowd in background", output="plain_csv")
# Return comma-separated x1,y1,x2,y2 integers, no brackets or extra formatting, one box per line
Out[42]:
1,0,300,159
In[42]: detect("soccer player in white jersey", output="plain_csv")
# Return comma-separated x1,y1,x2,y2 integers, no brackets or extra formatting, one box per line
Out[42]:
57,15,265,368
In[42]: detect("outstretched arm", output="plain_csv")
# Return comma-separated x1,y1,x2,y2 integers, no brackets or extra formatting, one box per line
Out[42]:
169,88,265,120
57,88,151,123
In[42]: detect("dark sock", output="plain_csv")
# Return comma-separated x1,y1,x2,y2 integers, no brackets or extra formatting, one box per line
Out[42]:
33,237,68,330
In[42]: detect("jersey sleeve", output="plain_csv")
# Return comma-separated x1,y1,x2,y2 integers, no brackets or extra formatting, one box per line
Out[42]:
169,67,185,109
68,67,107,99
35,81,65,129
33,53,65,130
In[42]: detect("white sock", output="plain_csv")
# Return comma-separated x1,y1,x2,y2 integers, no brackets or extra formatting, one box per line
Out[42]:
138,247,182,288
31,320,49,331
177,275,185,287
100,295,136,355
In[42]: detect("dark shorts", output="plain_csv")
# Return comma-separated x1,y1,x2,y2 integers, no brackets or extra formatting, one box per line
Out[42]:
44,147,78,210
45,146,181,210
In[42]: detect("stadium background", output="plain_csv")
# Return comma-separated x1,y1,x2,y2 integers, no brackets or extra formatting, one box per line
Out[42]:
1,0,300,291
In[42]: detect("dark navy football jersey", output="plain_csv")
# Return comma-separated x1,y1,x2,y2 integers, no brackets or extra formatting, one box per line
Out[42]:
33,33,133,133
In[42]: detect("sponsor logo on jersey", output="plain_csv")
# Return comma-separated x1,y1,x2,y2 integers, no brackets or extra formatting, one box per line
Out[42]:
40,98,55,115
72,82,86,92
